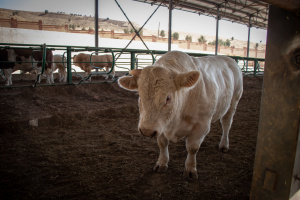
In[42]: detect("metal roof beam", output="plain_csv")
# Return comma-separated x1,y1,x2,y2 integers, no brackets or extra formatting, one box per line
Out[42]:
177,1,266,27
192,0,268,22
132,0,268,29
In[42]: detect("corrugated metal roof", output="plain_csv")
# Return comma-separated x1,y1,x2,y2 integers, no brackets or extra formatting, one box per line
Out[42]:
133,0,269,29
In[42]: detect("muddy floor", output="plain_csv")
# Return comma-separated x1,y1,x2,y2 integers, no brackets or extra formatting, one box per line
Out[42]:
0,76,263,200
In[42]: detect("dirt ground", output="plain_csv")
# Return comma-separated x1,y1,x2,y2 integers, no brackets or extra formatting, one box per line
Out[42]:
0,76,263,200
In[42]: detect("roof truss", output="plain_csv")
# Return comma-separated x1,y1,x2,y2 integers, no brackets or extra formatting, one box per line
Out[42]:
133,0,269,29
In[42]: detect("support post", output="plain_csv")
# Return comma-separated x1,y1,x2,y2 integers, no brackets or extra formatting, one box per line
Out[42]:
95,0,99,72
250,5,300,200
67,47,72,84
168,0,172,51
95,0,99,49
130,52,136,70
215,5,220,55
246,15,252,69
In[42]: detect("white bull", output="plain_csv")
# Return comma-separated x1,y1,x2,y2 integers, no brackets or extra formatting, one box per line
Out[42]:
118,51,243,179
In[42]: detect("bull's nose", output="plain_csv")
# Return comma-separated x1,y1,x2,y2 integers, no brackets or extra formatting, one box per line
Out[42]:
139,128,157,138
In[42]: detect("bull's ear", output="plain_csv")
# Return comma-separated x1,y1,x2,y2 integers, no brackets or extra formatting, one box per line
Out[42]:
118,76,138,91
129,69,142,77
175,71,200,89
118,69,142,91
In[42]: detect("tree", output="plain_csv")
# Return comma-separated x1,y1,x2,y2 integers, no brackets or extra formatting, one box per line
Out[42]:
69,24,75,30
231,37,234,40
198,35,207,43
255,43,259,49
139,29,143,36
124,28,129,34
172,32,179,40
45,10,49,14
185,35,192,42
225,39,231,47
160,30,166,38
209,39,230,47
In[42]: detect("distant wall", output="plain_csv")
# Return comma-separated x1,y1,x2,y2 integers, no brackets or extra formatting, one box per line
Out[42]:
0,17,266,58
0,18,68,32
0,27,177,51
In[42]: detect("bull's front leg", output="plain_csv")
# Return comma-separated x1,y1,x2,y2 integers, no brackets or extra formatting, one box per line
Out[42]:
153,133,169,173
183,122,210,180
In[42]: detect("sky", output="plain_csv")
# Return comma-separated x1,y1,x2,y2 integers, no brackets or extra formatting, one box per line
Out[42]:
0,0,267,44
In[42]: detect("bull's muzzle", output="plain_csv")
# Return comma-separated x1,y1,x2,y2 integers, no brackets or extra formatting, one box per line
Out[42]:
139,128,157,138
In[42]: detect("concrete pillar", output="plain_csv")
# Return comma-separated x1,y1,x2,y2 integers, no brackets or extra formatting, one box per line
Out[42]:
38,20,42,30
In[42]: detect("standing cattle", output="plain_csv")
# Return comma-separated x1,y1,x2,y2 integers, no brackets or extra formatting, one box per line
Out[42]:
118,51,243,179
14,49,54,84
73,53,114,80
0,48,54,86
0,49,17,86
53,54,67,82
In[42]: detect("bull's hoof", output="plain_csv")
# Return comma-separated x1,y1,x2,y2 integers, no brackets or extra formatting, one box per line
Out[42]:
153,164,168,173
217,145,229,153
221,148,229,153
183,169,198,180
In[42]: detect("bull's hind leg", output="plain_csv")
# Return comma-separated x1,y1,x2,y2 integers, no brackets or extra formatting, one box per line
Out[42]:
153,134,169,173
219,101,239,152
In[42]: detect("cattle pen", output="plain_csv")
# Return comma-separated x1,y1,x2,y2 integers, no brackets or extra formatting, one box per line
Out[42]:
0,43,265,88
0,56,263,200
1,0,300,199
0,42,267,200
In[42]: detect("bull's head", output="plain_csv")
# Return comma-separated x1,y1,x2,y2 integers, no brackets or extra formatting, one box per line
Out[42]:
118,66,200,138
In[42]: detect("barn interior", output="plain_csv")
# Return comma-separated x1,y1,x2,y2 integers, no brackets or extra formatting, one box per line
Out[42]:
0,0,299,199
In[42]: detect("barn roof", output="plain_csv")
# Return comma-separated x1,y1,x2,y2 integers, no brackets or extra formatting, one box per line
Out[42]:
133,0,270,29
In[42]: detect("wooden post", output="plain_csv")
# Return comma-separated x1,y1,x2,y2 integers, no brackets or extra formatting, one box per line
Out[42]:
250,5,300,200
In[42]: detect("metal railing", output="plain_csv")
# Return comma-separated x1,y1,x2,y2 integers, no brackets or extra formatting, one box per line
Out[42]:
0,43,265,88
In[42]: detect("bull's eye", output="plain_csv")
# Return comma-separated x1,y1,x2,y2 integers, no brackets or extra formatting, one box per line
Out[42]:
166,96,171,104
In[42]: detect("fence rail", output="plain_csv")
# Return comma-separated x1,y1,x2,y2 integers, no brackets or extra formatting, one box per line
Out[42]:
0,43,265,88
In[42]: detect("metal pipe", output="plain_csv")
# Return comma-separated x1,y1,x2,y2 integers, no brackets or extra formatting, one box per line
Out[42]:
260,0,300,12
67,46,72,84
95,0,99,72
246,15,252,69
131,52,136,70
168,0,172,51
95,0,99,48
215,5,220,55
114,0,161,62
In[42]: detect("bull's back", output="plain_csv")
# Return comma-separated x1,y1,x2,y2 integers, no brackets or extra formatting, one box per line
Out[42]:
193,56,242,95
91,54,113,68
193,55,243,121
